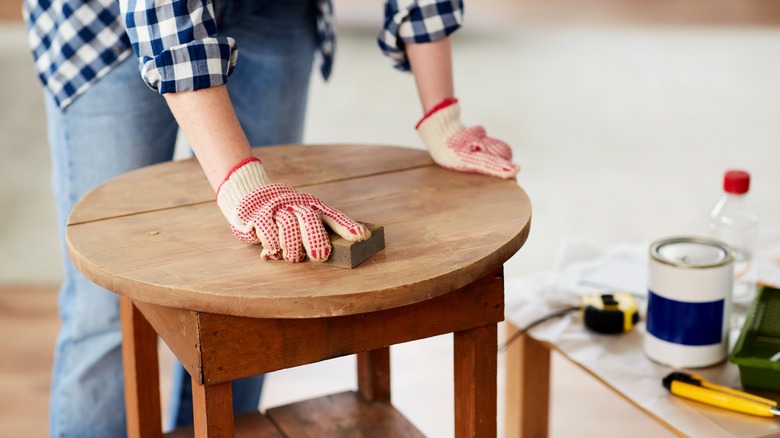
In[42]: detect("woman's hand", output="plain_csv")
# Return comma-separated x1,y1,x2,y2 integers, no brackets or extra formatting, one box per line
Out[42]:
217,158,371,262
416,98,519,179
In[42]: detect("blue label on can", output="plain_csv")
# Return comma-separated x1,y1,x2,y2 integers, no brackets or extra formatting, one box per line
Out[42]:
646,290,724,346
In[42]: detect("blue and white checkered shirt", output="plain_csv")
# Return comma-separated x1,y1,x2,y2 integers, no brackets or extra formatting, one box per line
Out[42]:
378,0,464,71
23,0,463,110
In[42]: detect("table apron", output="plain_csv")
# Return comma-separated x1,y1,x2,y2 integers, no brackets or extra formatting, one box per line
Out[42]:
134,272,505,385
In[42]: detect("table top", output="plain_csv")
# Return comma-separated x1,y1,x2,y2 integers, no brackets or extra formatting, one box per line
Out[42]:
66,144,531,318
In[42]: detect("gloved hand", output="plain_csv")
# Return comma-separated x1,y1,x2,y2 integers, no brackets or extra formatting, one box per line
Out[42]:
216,157,371,262
416,98,519,179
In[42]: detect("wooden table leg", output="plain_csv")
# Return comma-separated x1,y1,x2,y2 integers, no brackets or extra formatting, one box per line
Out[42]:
192,378,235,437
454,324,498,438
357,347,391,402
120,296,162,438
505,322,551,438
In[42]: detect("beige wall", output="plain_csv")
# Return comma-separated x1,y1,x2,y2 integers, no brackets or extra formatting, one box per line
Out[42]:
336,0,780,27
0,1,21,22
512,0,780,26
5,1,779,25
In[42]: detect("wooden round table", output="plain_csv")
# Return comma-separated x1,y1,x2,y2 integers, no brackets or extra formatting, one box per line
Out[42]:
67,144,531,437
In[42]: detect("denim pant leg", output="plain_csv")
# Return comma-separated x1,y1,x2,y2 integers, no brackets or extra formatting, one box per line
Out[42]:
46,57,179,438
224,0,317,146
167,0,318,429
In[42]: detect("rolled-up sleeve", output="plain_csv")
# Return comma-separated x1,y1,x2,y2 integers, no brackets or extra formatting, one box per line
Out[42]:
378,0,463,71
119,0,237,94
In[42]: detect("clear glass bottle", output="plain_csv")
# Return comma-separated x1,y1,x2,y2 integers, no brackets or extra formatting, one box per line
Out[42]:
708,170,759,308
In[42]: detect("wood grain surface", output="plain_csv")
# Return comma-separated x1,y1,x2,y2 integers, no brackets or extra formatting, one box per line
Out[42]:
265,391,424,437
120,297,163,438
66,144,531,318
164,411,282,438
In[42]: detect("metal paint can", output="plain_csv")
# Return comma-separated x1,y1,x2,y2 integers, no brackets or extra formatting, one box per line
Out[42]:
645,236,734,368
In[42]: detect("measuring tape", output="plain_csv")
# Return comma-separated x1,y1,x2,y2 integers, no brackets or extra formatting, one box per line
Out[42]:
581,292,639,334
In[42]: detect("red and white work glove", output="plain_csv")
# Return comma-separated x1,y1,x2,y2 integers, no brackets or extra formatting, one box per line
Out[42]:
216,157,371,262
416,98,519,179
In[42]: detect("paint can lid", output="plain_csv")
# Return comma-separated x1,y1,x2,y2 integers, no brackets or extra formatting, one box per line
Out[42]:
651,237,733,268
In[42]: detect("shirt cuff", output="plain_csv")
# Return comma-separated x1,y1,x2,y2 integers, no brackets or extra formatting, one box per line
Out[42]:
378,0,463,72
140,36,238,94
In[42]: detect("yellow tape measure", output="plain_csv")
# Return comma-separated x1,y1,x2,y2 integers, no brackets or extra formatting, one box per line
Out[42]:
581,292,638,334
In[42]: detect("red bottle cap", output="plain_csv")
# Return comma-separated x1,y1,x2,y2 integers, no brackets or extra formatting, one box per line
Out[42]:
723,170,750,194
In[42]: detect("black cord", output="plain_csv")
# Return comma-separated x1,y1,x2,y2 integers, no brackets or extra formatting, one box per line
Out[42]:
498,306,580,353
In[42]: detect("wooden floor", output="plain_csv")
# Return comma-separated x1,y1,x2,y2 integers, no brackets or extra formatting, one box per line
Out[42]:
0,285,58,437
0,284,178,438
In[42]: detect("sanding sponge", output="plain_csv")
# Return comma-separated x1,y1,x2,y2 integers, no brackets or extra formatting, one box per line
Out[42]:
323,223,385,268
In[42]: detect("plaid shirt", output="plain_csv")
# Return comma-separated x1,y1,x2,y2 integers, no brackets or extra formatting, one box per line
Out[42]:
24,0,463,110
379,0,463,71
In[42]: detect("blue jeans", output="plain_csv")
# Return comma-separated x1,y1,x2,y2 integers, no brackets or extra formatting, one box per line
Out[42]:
45,1,316,436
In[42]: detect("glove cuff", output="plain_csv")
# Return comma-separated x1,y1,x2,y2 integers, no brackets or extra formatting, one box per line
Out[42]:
415,97,459,129
216,157,271,222
416,99,466,149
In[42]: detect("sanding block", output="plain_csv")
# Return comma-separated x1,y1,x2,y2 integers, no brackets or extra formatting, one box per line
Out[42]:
323,223,385,268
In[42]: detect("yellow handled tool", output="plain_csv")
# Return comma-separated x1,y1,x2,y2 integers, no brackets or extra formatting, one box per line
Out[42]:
663,372,780,417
